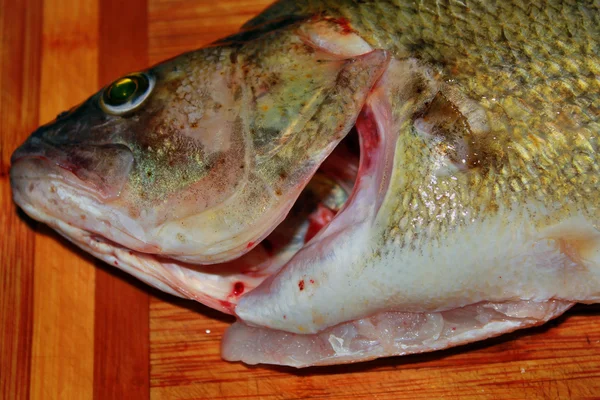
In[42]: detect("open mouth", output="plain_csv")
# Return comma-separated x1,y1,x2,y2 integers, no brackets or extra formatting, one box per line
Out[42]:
74,126,364,313
10,82,393,316
89,130,362,314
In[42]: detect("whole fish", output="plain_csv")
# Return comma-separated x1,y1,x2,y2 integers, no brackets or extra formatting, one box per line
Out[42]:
10,0,600,367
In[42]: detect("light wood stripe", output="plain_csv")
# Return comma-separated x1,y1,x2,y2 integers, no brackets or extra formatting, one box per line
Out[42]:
148,0,273,64
29,1,98,399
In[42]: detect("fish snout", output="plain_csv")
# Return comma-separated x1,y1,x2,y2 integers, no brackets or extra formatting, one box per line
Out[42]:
11,124,134,202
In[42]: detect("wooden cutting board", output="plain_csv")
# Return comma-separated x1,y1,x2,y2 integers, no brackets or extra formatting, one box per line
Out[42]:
2,1,600,399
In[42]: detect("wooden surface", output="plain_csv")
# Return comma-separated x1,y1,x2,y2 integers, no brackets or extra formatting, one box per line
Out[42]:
2,1,600,399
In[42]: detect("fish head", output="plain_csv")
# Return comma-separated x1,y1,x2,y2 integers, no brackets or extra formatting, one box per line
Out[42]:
10,18,388,267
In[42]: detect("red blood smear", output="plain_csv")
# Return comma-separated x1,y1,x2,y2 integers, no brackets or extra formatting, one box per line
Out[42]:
298,280,305,291
246,241,255,249
232,282,245,296
328,17,353,34
304,204,336,243
219,300,234,313
309,279,315,284
355,107,380,171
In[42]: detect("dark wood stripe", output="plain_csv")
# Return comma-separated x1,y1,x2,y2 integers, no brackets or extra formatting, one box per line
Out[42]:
0,0,42,399
94,0,150,398
0,0,43,171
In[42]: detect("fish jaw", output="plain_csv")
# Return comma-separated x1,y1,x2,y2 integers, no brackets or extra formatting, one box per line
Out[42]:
11,152,356,314
10,157,157,253
9,17,389,312
10,18,389,266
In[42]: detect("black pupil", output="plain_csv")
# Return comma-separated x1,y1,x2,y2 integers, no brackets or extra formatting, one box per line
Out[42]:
104,74,148,106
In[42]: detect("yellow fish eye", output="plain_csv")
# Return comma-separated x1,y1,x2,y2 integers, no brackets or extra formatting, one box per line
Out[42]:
100,72,154,115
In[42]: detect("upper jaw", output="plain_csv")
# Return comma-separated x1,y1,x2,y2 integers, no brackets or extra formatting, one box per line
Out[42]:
10,156,156,254
11,129,135,202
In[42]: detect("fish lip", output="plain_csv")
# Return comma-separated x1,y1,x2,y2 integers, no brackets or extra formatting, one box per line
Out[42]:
10,156,159,254
11,137,135,202
10,154,101,199
9,197,189,302
12,192,250,315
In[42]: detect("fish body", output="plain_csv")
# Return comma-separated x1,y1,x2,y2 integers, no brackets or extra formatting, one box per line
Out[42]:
10,0,600,367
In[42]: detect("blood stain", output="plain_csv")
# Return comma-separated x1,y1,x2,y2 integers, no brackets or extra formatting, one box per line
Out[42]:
233,281,245,296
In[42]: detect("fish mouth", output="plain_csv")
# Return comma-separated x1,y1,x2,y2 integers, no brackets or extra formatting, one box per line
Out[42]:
10,92,395,314
11,126,135,202
9,128,358,312
10,153,160,253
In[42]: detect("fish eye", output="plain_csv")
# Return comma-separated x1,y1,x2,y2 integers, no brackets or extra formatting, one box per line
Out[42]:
100,72,155,115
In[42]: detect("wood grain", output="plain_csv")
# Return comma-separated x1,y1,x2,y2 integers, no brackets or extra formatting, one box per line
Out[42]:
93,0,150,398
148,0,272,64
2,1,600,400
0,1,41,399
29,1,98,399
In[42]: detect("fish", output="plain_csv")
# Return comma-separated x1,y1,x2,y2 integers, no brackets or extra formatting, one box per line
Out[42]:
9,0,600,367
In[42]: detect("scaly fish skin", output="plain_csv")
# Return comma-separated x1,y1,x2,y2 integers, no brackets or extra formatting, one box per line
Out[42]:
10,0,600,367
236,0,600,332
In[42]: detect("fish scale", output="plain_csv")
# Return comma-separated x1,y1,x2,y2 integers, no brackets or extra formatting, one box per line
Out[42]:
251,1,600,235
228,0,600,346
351,0,600,239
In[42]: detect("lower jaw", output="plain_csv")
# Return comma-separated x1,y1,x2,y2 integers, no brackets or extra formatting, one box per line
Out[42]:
10,118,364,314
14,145,357,314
